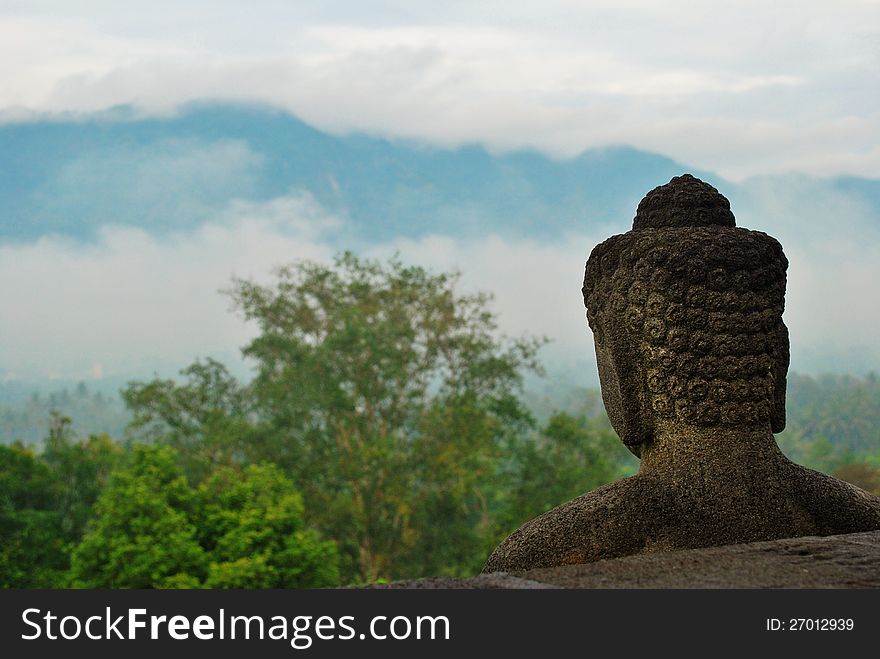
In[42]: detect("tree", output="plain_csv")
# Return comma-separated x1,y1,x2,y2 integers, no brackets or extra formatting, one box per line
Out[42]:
495,412,629,535
122,359,257,481
228,252,543,581
0,443,68,587
196,464,339,588
69,445,206,588
69,445,338,588
41,412,124,543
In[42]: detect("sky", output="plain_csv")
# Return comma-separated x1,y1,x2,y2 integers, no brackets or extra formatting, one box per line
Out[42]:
2,0,879,180
1,1,879,386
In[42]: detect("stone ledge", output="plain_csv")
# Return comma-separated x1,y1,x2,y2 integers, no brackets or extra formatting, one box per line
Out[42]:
371,530,880,589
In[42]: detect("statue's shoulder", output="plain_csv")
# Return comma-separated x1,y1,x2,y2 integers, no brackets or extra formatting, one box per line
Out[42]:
782,462,880,533
484,475,669,572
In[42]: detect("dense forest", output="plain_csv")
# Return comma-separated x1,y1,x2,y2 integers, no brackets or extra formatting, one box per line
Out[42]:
4,371,879,471
0,384,130,445
2,253,879,588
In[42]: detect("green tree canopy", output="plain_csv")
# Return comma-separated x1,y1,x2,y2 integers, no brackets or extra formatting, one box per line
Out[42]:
41,412,124,542
196,464,339,588
69,445,206,588
0,443,68,587
69,445,338,588
228,252,544,581
497,413,633,534
122,359,256,481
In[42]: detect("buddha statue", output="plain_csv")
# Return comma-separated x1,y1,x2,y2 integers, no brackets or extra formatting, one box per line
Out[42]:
484,174,880,573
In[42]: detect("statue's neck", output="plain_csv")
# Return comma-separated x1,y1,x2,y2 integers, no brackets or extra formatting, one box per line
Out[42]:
638,423,786,479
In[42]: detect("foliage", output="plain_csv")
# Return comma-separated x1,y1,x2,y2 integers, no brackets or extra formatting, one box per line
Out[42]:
197,464,339,588
69,445,207,588
0,382,129,446
0,416,125,588
778,373,880,464
41,412,124,542
495,413,634,535
122,359,256,481
228,252,543,581
69,445,338,588
0,443,68,587
7,252,879,589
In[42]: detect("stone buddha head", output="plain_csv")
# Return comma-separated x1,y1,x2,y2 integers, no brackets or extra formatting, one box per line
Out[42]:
582,174,790,457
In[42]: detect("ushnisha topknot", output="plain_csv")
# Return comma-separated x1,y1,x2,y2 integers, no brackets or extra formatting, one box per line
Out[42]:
633,173,736,230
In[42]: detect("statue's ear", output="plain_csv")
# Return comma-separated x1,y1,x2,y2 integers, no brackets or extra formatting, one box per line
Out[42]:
770,322,789,434
594,328,652,457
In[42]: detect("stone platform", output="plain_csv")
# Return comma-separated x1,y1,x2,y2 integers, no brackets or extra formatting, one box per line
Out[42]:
370,531,880,589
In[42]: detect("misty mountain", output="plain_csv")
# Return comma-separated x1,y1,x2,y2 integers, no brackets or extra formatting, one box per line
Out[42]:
0,103,722,242
2,103,879,382
4,102,879,244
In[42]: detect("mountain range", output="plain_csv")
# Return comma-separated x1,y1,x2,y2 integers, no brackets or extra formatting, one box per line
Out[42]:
9,103,877,243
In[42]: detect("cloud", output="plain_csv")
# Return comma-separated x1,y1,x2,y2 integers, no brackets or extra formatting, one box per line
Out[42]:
375,201,880,380
1,178,878,385
383,170,880,377
0,2,878,179
368,232,597,347
735,175,880,373
0,193,338,381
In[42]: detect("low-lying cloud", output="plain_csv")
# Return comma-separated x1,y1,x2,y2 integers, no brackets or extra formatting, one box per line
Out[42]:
736,176,880,375
0,193,338,381
2,181,878,385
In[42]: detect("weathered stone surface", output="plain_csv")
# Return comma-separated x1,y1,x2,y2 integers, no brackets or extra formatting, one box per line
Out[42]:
377,531,880,588
632,172,736,230
484,174,880,573
513,530,880,589
361,573,556,589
